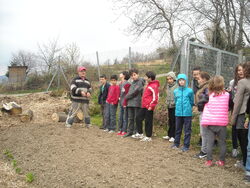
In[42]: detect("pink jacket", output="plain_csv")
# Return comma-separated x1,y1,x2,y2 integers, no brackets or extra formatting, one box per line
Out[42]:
201,92,229,126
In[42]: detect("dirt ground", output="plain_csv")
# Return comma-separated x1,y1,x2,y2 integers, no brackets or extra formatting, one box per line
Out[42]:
0,93,249,188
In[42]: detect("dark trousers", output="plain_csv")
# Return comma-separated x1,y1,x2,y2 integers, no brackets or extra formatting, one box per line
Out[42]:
167,108,176,138
174,116,192,148
232,125,238,149
105,103,118,131
100,103,107,129
127,107,140,135
118,105,128,132
136,108,154,137
237,129,248,166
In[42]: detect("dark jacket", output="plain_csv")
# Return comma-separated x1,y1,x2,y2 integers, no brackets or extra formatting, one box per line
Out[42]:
196,82,209,112
98,82,110,105
125,78,145,108
70,76,92,103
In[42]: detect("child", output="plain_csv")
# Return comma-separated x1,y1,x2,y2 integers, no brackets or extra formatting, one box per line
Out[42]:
194,72,210,159
117,71,131,136
105,75,120,133
201,76,230,167
136,71,160,141
163,71,178,142
124,68,145,137
98,74,110,130
172,74,194,152
66,66,92,128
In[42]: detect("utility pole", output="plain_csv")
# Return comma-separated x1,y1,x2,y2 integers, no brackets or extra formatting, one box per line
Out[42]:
96,51,101,78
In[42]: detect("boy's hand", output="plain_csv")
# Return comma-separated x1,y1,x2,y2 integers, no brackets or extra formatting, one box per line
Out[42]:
244,121,249,129
148,107,152,111
86,92,91,98
81,91,87,96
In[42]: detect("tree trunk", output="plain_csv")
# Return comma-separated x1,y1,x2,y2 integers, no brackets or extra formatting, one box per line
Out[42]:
51,112,81,123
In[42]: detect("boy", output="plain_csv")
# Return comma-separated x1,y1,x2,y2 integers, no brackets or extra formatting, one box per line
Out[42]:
136,71,160,141
117,71,130,136
66,66,92,128
172,74,194,152
124,68,145,137
98,74,110,130
105,75,120,133
163,71,178,142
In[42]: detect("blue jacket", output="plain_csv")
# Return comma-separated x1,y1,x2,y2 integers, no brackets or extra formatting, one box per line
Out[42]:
174,74,194,117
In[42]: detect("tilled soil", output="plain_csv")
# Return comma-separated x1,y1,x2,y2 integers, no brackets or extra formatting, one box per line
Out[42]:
0,93,249,187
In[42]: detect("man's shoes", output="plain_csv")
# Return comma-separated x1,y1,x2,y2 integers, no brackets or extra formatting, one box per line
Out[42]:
171,144,179,149
65,123,72,128
169,137,175,142
131,133,144,139
215,160,225,166
194,151,207,159
181,147,189,152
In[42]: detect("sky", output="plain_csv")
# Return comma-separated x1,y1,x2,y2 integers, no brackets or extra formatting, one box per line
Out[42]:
0,0,159,75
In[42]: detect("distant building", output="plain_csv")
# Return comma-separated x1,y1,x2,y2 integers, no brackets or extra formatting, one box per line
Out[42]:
8,66,27,84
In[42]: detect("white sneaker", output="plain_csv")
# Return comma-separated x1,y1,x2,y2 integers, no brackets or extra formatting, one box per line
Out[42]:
108,130,115,133
163,136,170,140
132,133,144,139
140,137,152,142
232,149,239,158
65,123,72,128
104,129,109,132
169,137,175,142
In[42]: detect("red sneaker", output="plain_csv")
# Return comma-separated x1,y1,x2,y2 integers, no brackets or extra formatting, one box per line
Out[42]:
205,160,213,167
121,132,127,136
117,131,122,136
215,160,225,166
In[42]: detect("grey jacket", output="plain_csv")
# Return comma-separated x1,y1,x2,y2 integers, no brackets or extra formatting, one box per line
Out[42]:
231,78,250,125
166,82,178,108
125,78,145,107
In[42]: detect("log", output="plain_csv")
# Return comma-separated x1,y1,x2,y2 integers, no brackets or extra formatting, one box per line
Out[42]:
3,102,22,115
19,110,33,122
51,112,81,123
76,111,84,121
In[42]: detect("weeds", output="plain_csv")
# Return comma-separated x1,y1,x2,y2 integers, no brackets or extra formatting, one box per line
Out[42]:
26,173,34,183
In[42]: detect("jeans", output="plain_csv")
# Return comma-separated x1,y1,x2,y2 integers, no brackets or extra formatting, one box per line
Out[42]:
100,103,108,129
105,103,118,131
118,105,128,132
245,122,250,176
232,124,238,149
127,107,140,135
167,108,175,138
206,126,227,161
199,113,208,153
174,116,192,148
136,108,154,137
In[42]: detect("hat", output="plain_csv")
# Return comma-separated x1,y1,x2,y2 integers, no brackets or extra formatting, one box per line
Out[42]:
166,71,176,80
77,66,86,72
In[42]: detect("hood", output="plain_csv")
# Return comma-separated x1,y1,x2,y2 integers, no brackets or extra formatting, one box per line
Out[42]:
166,71,176,80
148,80,160,87
177,74,188,87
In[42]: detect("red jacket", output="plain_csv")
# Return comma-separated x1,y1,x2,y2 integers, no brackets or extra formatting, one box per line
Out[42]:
106,85,120,105
142,80,160,110
122,83,131,107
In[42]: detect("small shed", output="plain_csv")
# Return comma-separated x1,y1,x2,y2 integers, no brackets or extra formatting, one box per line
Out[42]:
8,66,27,84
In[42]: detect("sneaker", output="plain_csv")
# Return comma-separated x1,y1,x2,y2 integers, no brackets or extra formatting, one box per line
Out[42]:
103,129,109,132
65,123,72,128
181,147,189,152
163,135,170,140
121,132,127,136
123,133,132,137
232,149,239,158
169,137,175,142
205,160,213,167
194,151,207,159
234,160,245,170
85,124,91,128
171,144,179,149
108,130,115,133
140,137,152,142
131,133,144,139
244,175,250,182
215,160,225,166
117,131,122,136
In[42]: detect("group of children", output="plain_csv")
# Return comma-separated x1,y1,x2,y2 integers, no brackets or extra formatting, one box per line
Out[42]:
67,62,250,181
98,68,159,142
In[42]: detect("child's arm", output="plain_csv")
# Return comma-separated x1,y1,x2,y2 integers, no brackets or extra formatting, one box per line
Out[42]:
148,86,159,110
125,80,144,100
189,89,194,106
114,86,120,105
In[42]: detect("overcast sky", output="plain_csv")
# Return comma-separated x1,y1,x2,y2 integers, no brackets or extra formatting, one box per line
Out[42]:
0,0,159,75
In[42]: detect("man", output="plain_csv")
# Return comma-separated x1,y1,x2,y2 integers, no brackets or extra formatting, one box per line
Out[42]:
192,66,201,95
66,66,92,128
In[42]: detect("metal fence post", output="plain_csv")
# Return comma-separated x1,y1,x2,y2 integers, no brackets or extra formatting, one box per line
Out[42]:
216,51,222,75
96,51,101,79
128,47,131,69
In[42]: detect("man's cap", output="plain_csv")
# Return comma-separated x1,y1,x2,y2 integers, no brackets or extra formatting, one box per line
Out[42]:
77,66,87,72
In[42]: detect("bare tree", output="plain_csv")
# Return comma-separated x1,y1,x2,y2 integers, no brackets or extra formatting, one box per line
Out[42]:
10,50,37,74
61,42,81,65
114,0,188,48
37,39,62,73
